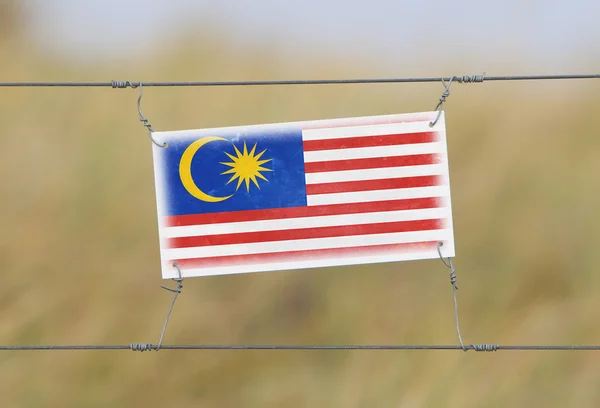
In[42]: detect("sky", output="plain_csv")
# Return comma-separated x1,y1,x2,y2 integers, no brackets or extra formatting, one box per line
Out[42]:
19,0,600,72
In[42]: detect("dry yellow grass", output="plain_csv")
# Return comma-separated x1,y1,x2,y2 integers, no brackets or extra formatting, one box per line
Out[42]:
1,7,600,407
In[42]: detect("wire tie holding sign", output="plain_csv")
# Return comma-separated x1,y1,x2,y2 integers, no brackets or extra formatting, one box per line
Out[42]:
129,263,184,352
136,82,167,148
111,80,166,147
155,262,184,350
437,242,498,352
437,242,466,350
429,77,454,128
153,262,185,351
429,73,485,127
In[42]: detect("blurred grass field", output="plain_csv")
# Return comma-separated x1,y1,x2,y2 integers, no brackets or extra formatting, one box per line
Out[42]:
1,5,600,407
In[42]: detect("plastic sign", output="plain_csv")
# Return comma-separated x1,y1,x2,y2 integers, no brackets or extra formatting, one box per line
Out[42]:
151,111,455,279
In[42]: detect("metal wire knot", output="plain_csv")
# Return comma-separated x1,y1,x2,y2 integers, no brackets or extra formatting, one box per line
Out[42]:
111,80,138,89
471,344,499,352
161,262,184,294
437,242,458,290
130,343,155,352
455,74,486,83
429,77,454,127
429,73,485,127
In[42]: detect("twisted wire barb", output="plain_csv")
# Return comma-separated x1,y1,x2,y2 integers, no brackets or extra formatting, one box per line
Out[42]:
454,74,486,83
130,343,154,352
112,80,138,89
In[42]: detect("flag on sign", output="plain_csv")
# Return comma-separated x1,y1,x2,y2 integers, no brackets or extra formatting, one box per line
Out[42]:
151,111,455,279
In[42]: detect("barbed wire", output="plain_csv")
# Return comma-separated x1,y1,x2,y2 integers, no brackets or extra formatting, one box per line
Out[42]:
0,74,598,88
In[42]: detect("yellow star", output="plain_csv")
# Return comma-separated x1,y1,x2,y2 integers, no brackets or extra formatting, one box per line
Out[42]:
220,141,273,192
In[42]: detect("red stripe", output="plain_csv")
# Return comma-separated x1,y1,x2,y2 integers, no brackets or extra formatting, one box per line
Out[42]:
164,197,444,227
304,154,442,173
306,175,441,195
303,132,437,151
171,241,442,269
167,219,444,249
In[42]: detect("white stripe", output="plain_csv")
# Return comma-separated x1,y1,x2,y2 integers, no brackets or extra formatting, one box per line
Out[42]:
307,186,450,206
302,122,435,141
161,207,450,238
162,246,455,279
162,229,452,261
304,142,445,162
305,164,446,184
153,112,440,144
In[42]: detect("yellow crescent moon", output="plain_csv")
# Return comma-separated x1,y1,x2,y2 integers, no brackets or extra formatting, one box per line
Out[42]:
179,136,234,203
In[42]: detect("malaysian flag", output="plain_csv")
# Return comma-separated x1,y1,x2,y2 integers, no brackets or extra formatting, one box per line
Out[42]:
152,111,455,279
